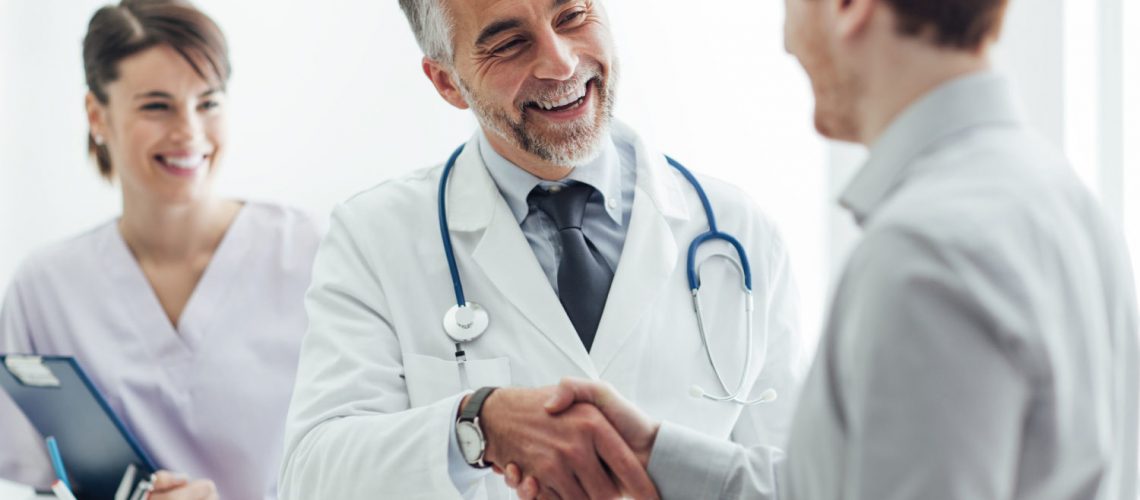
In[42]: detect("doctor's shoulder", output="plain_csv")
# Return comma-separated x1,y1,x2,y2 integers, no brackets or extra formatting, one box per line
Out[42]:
330,164,445,234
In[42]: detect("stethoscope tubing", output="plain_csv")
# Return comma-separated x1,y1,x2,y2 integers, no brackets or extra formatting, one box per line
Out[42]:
438,144,773,405
439,145,470,307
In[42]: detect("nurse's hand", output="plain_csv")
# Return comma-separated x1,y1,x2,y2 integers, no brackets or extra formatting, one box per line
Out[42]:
147,470,219,500
499,378,661,500
471,386,656,500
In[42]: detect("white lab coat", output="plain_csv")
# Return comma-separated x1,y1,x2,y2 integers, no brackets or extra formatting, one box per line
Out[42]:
279,122,800,499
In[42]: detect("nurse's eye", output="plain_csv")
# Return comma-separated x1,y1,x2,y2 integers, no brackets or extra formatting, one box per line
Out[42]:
140,102,169,111
199,99,220,111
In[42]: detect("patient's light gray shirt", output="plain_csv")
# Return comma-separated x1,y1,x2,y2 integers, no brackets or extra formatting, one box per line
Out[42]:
647,72,1140,500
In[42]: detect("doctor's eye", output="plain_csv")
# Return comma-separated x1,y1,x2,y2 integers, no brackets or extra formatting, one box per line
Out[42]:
558,9,588,27
199,99,220,111
140,102,170,111
492,38,528,57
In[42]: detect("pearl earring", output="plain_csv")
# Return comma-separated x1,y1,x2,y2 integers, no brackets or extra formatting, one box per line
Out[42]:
94,134,105,146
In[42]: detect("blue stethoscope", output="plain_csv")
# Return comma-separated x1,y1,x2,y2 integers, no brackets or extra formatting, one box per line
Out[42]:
438,144,776,406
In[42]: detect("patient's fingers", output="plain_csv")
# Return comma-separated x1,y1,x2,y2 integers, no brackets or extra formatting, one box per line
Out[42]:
504,463,521,487
519,476,540,500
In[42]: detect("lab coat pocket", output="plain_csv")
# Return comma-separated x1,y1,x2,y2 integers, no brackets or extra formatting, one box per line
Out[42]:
403,354,511,408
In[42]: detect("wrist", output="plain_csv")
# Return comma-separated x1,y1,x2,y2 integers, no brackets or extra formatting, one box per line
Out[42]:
475,389,502,463
458,393,472,418
455,387,499,469
636,421,662,468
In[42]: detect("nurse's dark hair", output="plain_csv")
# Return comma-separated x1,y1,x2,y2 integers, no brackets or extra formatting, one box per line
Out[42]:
83,0,230,180
883,0,1011,49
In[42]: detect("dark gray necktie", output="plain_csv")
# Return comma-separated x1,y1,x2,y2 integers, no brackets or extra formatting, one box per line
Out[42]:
529,183,614,351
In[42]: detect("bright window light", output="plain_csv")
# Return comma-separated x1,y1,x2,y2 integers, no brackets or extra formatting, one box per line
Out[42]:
1063,0,1101,196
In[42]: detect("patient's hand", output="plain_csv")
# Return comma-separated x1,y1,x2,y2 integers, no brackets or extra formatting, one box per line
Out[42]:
499,378,662,500
472,386,656,499
148,470,218,500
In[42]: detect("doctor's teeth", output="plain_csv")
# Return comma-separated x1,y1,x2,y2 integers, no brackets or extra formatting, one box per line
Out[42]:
536,94,585,111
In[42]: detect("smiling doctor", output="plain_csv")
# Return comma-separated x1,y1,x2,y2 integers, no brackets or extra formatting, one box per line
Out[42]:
279,0,800,498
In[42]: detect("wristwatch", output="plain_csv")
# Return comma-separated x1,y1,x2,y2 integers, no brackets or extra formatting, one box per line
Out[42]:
456,386,498,468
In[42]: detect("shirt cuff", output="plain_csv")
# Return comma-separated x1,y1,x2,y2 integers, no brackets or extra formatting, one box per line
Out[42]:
447,391,492,494
647,421,735,499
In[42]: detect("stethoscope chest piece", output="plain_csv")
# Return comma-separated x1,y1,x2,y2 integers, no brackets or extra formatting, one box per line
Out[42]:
443,303,489,343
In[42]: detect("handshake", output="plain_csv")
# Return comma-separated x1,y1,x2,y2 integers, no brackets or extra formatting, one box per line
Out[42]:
460,379,662,500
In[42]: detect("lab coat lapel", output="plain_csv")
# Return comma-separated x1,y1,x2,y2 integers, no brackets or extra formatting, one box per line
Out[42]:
447,137,598,378
590,126,689,375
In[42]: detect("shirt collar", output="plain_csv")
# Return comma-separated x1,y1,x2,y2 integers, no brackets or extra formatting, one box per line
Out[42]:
839,71,1024,226
478,130,624,225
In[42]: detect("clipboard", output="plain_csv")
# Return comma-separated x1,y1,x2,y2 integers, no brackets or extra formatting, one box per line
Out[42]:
0,355,158,500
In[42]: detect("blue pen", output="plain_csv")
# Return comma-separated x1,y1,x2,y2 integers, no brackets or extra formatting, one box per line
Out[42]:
45,436,70,490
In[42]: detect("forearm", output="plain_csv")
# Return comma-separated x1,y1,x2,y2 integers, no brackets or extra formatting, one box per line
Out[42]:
648,421,782,500
280,393,466,500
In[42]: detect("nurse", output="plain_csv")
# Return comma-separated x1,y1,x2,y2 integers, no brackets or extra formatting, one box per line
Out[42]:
0,1,321,499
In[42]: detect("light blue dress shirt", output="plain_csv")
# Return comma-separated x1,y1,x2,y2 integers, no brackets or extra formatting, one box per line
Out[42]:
477,131,636,294
447,130,638,492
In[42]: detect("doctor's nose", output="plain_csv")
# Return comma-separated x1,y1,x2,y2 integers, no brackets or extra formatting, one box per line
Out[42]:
532,33,578,81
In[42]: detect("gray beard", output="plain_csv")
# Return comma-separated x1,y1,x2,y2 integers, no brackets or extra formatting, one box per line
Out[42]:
457,73,617,168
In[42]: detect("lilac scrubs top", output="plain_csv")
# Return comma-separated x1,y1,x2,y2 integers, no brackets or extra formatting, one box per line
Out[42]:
0,202,321,500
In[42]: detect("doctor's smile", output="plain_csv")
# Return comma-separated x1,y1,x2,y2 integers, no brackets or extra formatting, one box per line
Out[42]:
523,77,595,120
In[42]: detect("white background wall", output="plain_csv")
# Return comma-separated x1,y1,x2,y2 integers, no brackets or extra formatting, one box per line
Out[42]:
1124,0,1140,290
0,0,1137,372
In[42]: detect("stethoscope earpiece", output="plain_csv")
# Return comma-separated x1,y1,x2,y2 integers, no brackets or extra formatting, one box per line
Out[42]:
690,384,778,406
689,385,705,399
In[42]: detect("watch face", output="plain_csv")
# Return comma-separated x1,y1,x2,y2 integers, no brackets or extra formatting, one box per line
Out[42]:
456,421,485,463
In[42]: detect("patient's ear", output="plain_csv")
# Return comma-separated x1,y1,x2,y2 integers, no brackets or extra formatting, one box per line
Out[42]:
835,0,877,42
422,57,470,111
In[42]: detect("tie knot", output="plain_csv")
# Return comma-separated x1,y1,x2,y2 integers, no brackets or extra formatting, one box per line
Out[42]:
529,183,596,231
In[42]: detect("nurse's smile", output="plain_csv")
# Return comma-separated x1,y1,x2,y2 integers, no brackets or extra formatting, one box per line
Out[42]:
88,44,227,205
153,151,211,178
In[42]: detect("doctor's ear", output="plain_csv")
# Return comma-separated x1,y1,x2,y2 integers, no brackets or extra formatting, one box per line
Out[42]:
422,57,470,111
835,0,878,41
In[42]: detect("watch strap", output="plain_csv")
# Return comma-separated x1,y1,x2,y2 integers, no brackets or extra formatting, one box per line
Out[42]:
459,386,497,423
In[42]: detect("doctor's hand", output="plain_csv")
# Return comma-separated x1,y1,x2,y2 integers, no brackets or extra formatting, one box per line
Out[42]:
147,470,218,500
470,386,657,500
500,379,661,500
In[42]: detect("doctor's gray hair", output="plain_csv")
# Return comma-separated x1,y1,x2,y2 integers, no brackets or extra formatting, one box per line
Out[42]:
398,0,455,64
